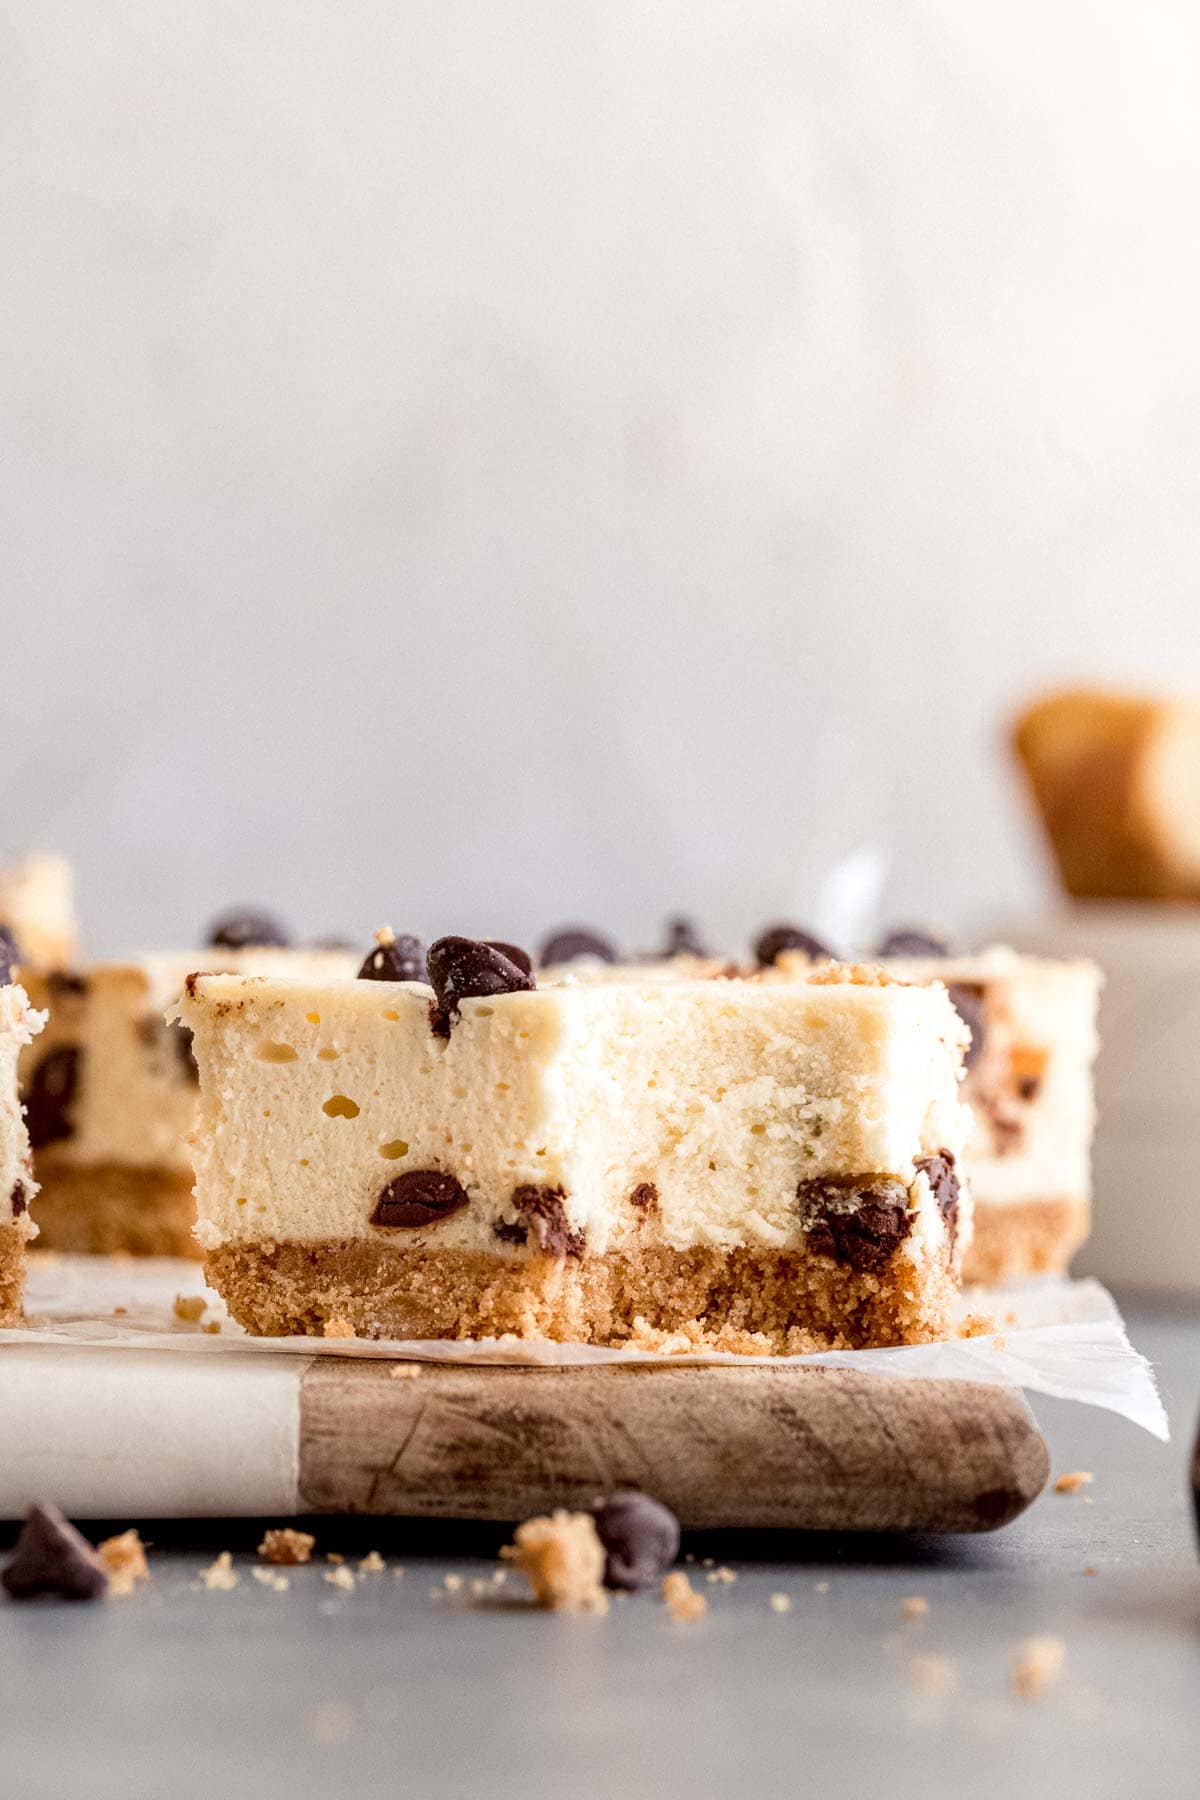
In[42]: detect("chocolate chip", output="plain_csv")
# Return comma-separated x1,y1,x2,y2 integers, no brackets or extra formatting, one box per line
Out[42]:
946,981,986,1071
1017,1074,1040,1102
0,1504,108,1601
798,1177,912,1275
876,928,950,958
538,927,618,967
493,1218,528,1246
484,941,534,977
657,917,709,959
357,934,427,983
594,1492,681,1592
173,1022,199,1084
0,926,19,986
629,1182,658,1211
425,936,535,1037
205,909,292,950
370,1170,470,1229
754,924,835,967
46,971,89,998
25,1045,81,1148
915,1151,960,1248
511,1184,583,1257
10,1182,26,1217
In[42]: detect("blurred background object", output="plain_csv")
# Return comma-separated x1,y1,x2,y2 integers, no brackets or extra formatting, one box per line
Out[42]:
4,3,1200,951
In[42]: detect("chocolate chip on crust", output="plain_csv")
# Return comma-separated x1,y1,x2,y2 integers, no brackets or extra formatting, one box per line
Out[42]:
25,1045,82,1148
512,1184,583,1257
915,1151,961,1248
0,926,19,986
357,930,427,983
594,1492,681,1592
425,937,535,1037
206,909,292,950
798,1177,912,1275
946,981,986,1070
1,1504,108,1601
538,927,618,967
753,923,835,967
370,1170,470,1229
876,928,950,958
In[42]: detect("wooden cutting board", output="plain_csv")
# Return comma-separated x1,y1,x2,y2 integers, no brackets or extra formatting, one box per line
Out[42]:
297,1360,1050,1532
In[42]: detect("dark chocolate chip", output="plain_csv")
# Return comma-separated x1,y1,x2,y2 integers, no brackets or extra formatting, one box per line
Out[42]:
172,1022,199,1084
915,1151,960,1249
0,926,19,986
46,971,89,998
425,936,535,1037
594,1492,681,1592
753,924,835,967
10,1182,26,1217
484,941,533,977
798,1177,912,1275
493,1218,528,1246
657,916,709,959
205,909,293,950
370,1170,470,1229
946,981,986,1071
25,1045,81,1148
357,934,428,983
629,1182,658,1211
538,927,618,967
512,1184,583,1257
876,928,951,958
0,1503,108,1601
1017,1074,1040,1102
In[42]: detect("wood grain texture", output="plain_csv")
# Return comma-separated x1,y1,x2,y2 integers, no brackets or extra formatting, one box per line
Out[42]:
298,1362,1050,1532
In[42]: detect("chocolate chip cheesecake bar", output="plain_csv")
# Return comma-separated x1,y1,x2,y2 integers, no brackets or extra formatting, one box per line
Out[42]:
21,931,356,1256
177,942,972,1351
0,961,46,1325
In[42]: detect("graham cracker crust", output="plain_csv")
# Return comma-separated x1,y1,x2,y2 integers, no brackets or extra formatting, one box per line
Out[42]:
963,1196,1089,1286
206,1238,959,1353
0,1225,24,1326
30,1162,201,1258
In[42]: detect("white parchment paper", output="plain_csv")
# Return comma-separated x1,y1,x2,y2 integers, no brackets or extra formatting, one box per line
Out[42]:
4,1255,1168,1440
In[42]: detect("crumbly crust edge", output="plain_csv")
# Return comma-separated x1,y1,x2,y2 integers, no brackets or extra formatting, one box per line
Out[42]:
963,1195,1089,1285
28,1161,201,1258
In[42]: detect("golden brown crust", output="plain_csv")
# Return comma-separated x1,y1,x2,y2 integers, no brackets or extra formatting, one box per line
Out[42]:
205,1238,959,1352
0,1223,24,1326
963,1195,1089,1286
30,1162,200,1258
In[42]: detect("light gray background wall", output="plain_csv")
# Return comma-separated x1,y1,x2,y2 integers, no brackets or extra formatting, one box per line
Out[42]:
3,1,1200,955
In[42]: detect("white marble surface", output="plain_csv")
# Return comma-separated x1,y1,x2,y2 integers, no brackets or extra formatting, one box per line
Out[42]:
3,3,1200,951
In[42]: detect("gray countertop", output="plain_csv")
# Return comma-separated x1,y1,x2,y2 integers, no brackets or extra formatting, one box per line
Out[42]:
2,1299,1196,1800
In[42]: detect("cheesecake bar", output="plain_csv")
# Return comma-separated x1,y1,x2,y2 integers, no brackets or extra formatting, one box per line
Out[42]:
776,945,1100,1283
0,853,79,971
0,970,46,1325
177,951,972,1351
21,945,356,1255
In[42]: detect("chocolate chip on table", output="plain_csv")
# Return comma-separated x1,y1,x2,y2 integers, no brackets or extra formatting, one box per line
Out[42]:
657,917,710,959
594,1492,681,1592
875,928,950,958
484,941,534,976
0,925,19,986
1,1503,108,1601
357,931,428,983
25,1045,82,1148
753,924,835,967
370,1170,470,1229
915,1151,960,1247
425,936,535,1037
205,909,293,950
946,982,986,1071
538,927,618,967
512,1185,583,1257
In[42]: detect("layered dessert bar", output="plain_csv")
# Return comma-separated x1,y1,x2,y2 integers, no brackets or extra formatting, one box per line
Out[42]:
177,945,972,1351
0,965,46,1325
21,944,356,1255
0,853,79,971
774,944,1100,1283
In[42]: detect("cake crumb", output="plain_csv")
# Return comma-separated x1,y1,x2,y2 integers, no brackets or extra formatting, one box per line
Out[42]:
909,1655,958,1698
252,1567,290,1593
258,1528,315,1566
173,1293,206,1323
388,1363,421,1379
706,1565,737,1585
323,1565,356,1593
1083,1567,1098,1577
900,1596,930,1620
307,1702,353,1748
359,1551,385,1573
199,1551,239,1591
98,1529,149,1596
393,1567,406,1580
502,1510,608,1612
663,1571,707,1622
1054,1471,1093,1495
443,1573,463,1593
769,1593,792,1614
326,1552,344,1564
1010,1636,1066,1700
202,1320,221,1334
815,1580,831,1594
323,1316,356,1340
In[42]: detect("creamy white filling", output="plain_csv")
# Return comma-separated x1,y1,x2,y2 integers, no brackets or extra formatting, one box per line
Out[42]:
0,983,45,1235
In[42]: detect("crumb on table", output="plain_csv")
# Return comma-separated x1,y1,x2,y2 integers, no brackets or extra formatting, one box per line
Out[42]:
323,1565,356,1592
769,1593,792,1614
199,1551,239,1591
662,1570,707,1622
908,1654,958,1698
899,1596,930,1620
502,1510,608,1612
1054,1471,1094,1495
1010,1636,1066,1700
258,1529,315,1566
98,1529,149,1596
172,1294,206,1323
